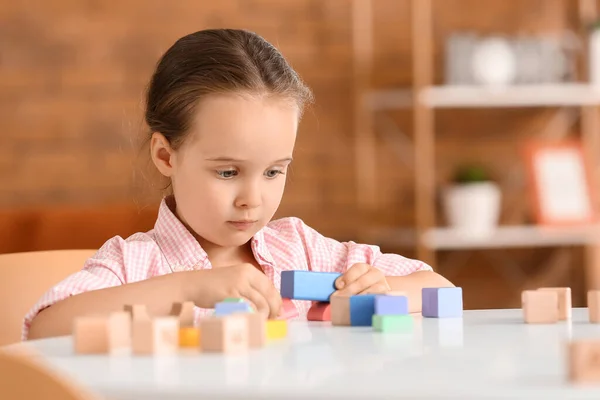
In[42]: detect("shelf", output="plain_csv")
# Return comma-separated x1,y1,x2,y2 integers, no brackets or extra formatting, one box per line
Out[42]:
422,225,600,250
419,83,600,108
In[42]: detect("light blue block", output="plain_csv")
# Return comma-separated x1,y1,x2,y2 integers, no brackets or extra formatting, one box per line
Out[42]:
214,301,252,316
350,295,376,326
422,287,463,318
280,270,341,302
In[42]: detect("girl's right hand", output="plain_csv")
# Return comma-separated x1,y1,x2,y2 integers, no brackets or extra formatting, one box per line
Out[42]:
184,264,283,319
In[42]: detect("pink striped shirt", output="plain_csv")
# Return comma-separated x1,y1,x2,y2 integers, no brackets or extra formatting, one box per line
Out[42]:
22,197,431,340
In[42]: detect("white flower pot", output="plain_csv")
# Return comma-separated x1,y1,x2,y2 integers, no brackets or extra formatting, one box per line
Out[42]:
443,182,501,236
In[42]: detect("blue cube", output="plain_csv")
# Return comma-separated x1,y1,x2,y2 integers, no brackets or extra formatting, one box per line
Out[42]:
280,270,341,302
214,301,252,316
350,295,376,326
375,294,408,315
422,287,463,318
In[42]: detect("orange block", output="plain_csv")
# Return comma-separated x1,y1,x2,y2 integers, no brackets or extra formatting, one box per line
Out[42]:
522,290,558,324
200,315,249,353
74,311,131,355
569,339,600,384
307,302,331,321
178,327,201,348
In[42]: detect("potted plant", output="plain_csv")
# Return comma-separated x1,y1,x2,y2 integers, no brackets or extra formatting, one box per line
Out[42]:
442,164,501,237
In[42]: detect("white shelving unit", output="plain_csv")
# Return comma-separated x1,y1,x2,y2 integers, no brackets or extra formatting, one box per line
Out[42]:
420,83,600,108
422,225,600,250
352,0,600,291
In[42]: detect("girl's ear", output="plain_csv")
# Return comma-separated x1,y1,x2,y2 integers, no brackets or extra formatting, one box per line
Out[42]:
150,132,175,177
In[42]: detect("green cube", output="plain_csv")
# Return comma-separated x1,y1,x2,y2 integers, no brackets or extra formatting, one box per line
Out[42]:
372,314,413,333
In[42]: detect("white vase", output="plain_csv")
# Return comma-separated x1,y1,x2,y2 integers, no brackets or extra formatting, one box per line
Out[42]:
590,29,600,87
443,182,501,237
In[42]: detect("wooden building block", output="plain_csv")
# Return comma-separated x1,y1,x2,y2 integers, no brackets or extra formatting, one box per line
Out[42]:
200,315,249,353
124,304,150,321
280,270,341,301
522,290,558,324
373,314,413,333
307,302,331,321
178,327,201,348
331,294,351,326
588,290,600,323
244,313,267,348
214,301,253,316
569,339,600,384
331,294,376,326
266,320,287,339
74,311,131,355
132,317,179,355
170,301,195,327
422,287,463,318
538,287,571,320
375,294,409,315
349,295,376,326
279,298,299,320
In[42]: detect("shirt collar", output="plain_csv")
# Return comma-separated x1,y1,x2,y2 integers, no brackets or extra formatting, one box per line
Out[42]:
153,196,277,270
153,196,209,271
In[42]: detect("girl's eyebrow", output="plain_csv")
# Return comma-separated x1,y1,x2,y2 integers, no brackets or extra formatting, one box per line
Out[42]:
205,157,293,163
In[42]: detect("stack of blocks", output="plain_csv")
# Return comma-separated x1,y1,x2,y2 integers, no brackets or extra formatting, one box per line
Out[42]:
74,296,291,355
281,270,339,322
75,301,195,355
372,292,411,332
280,270,464,332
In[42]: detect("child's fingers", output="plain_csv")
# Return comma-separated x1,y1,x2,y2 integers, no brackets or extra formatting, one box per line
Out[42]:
249,274,282,319
336,263,369,289
337,269,382,296
242,287,270,318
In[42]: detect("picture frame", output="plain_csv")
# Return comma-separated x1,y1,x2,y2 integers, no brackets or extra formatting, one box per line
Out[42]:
524,140,598,226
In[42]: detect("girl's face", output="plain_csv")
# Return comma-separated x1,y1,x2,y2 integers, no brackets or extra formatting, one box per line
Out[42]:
151,93,299,252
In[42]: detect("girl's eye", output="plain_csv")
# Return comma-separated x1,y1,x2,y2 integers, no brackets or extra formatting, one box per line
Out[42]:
217,170,238,179
265,169,284,178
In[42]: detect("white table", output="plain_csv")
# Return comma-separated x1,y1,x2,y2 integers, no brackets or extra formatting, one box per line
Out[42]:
6,309,600,399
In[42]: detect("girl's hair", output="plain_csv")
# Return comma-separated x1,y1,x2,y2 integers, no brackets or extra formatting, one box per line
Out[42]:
144,29,313,150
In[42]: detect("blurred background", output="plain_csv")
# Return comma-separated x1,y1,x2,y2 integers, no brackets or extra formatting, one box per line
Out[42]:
2,0,600,311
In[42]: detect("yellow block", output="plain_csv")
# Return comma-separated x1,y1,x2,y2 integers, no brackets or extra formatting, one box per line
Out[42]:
178,327,201,348
266,320,287,340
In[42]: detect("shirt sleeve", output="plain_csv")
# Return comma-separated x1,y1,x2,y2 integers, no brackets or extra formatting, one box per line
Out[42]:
272,217,433,275
21,234,162,340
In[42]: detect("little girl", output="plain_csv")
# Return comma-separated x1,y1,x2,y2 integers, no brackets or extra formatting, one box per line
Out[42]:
24,29,454,340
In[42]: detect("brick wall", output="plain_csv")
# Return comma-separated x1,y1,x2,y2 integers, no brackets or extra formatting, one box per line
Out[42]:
0,0,578,239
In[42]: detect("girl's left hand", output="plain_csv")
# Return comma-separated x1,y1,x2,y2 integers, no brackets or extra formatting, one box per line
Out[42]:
334,263,391,296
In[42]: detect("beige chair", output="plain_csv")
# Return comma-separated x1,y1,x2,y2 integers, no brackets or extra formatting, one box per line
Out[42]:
0,347,100,399
0,249,96,346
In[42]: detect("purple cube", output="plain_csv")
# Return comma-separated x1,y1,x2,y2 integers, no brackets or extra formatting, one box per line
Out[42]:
422,287,463,318
374,295,408,315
